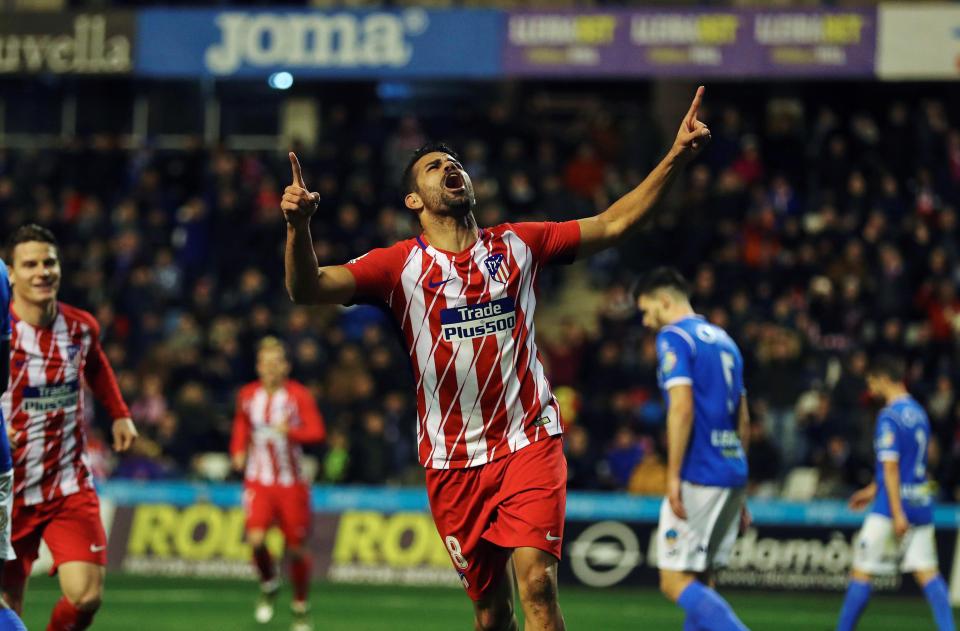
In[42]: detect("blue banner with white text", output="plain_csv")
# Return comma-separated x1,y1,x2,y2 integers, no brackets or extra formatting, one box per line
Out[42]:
135,8,503,78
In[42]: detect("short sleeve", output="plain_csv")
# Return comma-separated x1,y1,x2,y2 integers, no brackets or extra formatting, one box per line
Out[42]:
342,243,408,303
510,221,581,266
875,415,899,462
657,329,694,390
0,260,11,342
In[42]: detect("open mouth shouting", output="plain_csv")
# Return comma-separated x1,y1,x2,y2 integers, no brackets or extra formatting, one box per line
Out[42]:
444,171,465,193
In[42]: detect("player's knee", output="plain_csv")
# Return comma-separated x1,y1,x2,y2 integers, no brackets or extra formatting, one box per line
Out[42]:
659,573,685,601
2,592,23,615
474,605,516,631
71,590,102,613
517,566,558,608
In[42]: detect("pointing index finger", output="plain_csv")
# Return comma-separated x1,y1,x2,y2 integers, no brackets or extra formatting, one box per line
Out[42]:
289,151,305,188
685,85,705,131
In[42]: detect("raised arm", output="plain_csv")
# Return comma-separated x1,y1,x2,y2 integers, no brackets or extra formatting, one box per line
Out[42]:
576,86,711,258
281,152,357,305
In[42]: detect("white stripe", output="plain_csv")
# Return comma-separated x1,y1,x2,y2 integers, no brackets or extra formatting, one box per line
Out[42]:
56,316,84,498
463,239,506,467
249,390,275,486
401,253,445,464
425,256,473,467
272,390,294,486
497,231,531,452
518,259,561,439
18,320,47,505
663,325,697,354
442,257,488,468
663,377,693,389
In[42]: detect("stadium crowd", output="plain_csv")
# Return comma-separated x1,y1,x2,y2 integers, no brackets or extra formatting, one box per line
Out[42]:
1,84,958,503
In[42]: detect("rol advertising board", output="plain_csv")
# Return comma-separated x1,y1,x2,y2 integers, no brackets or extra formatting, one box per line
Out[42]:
503,8,876,78
96,482,960,600
134,9,503,79
0,12,135,75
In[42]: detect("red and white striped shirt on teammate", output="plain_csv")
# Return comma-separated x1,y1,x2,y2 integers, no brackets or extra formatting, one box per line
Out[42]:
230,380,326,486
0,303,129,506
344,221,581,470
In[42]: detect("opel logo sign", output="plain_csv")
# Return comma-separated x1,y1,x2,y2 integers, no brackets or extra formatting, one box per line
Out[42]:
569,521,641,587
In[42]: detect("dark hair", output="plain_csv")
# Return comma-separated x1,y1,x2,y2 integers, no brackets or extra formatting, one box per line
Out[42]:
867,355,906,382
400,142,461,197
7,224,58,257
633,267,691,300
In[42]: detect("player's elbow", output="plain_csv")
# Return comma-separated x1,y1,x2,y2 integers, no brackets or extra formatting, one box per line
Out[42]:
286,284,319,305
598,213,628,245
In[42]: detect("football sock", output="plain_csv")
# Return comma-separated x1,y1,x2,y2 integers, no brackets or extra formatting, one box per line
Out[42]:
677,581,749,631
0,608,27,631
923,575,955,631
291,555,312,604
47,596,96,631
252,545,276,585
836,579,871,631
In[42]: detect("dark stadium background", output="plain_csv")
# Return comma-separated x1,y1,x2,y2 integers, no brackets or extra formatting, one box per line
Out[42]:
1,1,959,629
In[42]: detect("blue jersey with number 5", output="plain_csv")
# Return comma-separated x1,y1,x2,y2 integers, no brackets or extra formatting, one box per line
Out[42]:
656,315,747,488
872,395,932,525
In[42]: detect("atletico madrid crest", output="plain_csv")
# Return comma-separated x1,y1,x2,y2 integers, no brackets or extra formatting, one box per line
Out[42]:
484,254,509,283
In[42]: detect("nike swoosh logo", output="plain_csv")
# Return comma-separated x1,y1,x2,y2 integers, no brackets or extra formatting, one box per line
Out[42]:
90,544,106,553
545,532,562,542
428,278,452,289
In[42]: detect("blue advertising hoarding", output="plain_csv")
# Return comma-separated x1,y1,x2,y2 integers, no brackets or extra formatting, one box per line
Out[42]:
136,8,503,78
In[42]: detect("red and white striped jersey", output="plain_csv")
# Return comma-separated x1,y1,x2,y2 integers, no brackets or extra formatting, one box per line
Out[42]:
1,303,130,506
230,380,326,487
345,221,581,470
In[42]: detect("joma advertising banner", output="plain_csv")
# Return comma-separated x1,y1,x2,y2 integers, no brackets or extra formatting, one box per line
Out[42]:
134,8,503,79
503,8,876,78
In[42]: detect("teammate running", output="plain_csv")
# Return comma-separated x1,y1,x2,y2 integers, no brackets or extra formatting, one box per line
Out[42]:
0,259,27,631
231,336,326,631
836,356,955,631
636,267,750,631
0,225,138,631
280,88,710,630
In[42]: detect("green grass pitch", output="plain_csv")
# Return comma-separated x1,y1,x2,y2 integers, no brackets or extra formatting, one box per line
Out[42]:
18,574,955,630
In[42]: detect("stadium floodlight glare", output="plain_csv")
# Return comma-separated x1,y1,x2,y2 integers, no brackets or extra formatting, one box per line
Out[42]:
268,72,294,90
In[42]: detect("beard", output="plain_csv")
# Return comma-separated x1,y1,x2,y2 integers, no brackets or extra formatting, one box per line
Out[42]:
431,188,476,217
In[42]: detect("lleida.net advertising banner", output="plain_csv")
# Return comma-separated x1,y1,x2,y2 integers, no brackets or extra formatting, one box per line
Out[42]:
503,7,876,78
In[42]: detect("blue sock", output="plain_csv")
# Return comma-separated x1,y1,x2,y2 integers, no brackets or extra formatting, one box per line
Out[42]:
0,608,27,631
923,575,956,631
836,579,871,631
677,580,749,631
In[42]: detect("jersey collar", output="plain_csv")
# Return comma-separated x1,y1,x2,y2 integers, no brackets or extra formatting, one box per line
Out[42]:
416,228,486,261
